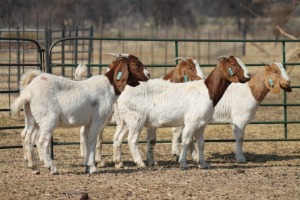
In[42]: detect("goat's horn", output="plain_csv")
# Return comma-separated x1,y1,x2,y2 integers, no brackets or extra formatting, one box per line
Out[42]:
174,57,188,62
217,55,229,60
105,53,129,58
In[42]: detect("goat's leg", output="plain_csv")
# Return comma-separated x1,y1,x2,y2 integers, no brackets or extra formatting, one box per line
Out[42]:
146,127,158,166
127,128,145,168
113,121,128,169
86,123,105,174
79,126,85,158
193,126,208,169
24,124,40,174
232,123,246,163
95,131,105,167
171,126,183,162
38,129,57,175
21,126,28,161
178,125,195,169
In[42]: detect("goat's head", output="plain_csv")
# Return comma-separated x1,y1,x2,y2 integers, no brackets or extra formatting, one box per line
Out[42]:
263,62,292,94
105,53,150,92
172,57,205,82
217,55,251,83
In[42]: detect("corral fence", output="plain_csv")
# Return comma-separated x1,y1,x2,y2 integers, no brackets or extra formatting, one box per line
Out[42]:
0,37,299,155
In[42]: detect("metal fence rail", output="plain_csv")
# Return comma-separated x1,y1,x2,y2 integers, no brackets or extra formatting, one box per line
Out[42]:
0,37,299,153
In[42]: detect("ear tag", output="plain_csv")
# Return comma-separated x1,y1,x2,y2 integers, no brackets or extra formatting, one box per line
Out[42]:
184,75,189,82
116,71,122,80
228,67,234,76
269,79,274,87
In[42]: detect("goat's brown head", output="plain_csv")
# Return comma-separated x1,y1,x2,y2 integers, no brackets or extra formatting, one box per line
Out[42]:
217,55,251,83
105,53,150,93
168,57,205,82
263,62,292,94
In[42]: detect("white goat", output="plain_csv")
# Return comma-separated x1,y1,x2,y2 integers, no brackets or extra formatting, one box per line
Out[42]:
11,54,150,174
171,62,292,163
79,57,206,167
114,56,251,169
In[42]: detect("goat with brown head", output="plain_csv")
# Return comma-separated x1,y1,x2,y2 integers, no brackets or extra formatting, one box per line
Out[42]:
105,53,150,95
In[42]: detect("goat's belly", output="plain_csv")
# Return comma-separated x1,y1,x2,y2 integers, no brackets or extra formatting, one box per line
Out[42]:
145,116,184,128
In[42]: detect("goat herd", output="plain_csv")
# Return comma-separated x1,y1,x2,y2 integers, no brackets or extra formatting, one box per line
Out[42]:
11,53,292,174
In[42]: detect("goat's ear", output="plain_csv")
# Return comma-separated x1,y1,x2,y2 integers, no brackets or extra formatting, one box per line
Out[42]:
114,61,129,92
264,67,280,94
220,58,239,83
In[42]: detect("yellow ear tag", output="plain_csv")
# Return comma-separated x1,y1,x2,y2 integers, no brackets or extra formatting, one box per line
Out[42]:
116,72,122,80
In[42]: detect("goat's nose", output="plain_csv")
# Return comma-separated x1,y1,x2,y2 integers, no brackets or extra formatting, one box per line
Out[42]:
287,80,291,84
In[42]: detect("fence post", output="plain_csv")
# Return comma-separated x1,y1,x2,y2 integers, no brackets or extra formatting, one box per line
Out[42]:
282,41,288,139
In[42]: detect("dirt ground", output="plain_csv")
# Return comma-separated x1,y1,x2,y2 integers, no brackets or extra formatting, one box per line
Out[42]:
0,126,299,200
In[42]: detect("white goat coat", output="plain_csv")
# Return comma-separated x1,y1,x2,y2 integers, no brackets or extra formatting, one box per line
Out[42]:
118,79,214,129
16,73,117,128
211,82,258,124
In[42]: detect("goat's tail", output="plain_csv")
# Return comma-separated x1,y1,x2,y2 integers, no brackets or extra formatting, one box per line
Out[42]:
11,70,40,117
20,70,42,91
11,92,30,117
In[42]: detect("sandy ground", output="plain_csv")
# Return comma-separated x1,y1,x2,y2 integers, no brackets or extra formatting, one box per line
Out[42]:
0,126,299,200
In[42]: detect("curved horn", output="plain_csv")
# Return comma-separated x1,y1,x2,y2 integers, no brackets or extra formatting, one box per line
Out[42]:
173,57,188,62
217,55,229,60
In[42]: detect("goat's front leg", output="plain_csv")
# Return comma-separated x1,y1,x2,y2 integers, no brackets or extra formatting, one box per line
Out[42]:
127,128,145,168
178,125,195,169
86,123,105,174
194,126,208,169
232,123,246,163
146,127,158,166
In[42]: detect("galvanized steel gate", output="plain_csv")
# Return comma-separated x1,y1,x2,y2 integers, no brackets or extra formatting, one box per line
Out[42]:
0,37,299,154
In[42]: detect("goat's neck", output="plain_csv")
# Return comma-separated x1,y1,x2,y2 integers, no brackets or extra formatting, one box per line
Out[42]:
204,66,231,107
248,69,269,102
105,68,121,96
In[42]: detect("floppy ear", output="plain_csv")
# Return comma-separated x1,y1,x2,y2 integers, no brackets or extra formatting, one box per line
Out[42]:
176,64,187,83
219,58,239,83
113,60,129,92
264,66,280,94
265,76,280,94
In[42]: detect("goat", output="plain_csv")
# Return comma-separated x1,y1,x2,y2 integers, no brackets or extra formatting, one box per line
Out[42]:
11,54,150,174
171,62,292,163
114,55,251,169
21,64,88,163
112,57,206,168
79,57,206,167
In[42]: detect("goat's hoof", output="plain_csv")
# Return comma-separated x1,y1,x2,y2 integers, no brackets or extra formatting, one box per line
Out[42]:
84,166,90,173
137,162,146,169
146,160,157,167
50,166,58,175
32,168,40,175
115,162,124,169
198,163,209,169
180,164,188,170
236,157,247,164
89,165,98,174
174,155,180,162
96,160,106,168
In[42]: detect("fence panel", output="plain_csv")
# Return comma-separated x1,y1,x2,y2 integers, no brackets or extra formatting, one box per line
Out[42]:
0,38,299,154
